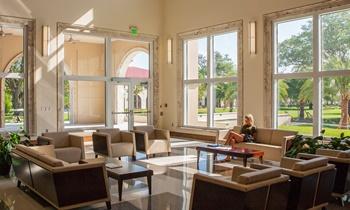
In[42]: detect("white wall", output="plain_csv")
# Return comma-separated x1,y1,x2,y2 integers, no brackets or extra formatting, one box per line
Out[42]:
0,0,163,134
160,0,324,130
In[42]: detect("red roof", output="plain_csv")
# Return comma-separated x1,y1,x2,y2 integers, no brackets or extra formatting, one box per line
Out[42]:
126,66,149,78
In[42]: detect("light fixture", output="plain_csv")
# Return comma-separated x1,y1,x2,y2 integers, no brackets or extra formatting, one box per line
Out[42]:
167,38,173,64
42,25,50,56
249,21,256,55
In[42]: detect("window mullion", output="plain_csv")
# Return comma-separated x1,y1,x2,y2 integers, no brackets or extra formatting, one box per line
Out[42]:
313,14,321,137
207,36,214,127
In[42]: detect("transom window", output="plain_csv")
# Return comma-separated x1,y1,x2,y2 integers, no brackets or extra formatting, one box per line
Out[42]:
273,8,350,136
183,31,240,129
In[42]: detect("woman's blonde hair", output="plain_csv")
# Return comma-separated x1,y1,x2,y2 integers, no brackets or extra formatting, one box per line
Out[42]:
244,114,255,125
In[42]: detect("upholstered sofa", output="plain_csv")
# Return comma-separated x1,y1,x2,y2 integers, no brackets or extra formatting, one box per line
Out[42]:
217,126,297,161
11,144,111,210
190,163,290,210
280,156,336,210
131,126,171,158
92,128,136,160
37,131,85,163
297,149,350,205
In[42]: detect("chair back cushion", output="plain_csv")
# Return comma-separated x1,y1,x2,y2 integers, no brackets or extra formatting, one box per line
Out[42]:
97,128,121,143
134,125,155,139
292,157,329,171
31,145,56,157
255,128,273,144
15,145,64,167
237,168,282,185
42,132,70,148
231,166,257,182
270,130,297,146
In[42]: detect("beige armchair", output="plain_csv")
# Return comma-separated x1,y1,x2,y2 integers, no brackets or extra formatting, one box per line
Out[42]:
190,164,290,210
92,128,136,160
280,156,336,210
37,131,85,163
131,125,171,158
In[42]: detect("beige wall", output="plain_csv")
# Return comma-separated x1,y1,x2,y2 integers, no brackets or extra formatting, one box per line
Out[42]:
0,0,330,134
160,0,324,130
0,35,22,71
0,0,163,134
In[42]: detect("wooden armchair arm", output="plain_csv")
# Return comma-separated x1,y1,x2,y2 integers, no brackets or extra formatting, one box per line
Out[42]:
37,136,54,145
130,130,148,152
92,132,112,157
69,134,85,159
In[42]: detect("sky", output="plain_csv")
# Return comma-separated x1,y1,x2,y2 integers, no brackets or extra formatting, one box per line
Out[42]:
129,51,149,69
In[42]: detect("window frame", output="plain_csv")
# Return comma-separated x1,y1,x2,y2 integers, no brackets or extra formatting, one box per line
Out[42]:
266,2,350,136
57,23,159,131
178,20,243,130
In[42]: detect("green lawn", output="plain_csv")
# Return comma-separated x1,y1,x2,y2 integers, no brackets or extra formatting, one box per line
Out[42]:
279,124,350,137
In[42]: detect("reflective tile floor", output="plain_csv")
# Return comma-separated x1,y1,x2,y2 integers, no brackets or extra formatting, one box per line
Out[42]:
0,138,349,210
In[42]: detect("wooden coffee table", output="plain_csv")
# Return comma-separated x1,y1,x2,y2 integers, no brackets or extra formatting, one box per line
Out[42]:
196,145,264,168
105,159,153,201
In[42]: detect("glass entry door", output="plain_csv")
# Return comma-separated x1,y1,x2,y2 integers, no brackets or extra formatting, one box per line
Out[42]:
112,80,151,130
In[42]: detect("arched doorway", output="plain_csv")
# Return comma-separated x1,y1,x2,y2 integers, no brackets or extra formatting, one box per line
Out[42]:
113,48,151,130
1,54,25,131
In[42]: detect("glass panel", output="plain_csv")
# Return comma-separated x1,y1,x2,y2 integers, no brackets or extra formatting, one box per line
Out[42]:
213,82,237,128
185,83,207,127
213,32,237,78
112,39,150,78
64,33,105,76
276,17,313,73
322,77,350,137
186,38,207,80
133,82,149,126
112,84,129,130
64,80,105,128
321,9,350,71
4,78,24,131
277,78,313,135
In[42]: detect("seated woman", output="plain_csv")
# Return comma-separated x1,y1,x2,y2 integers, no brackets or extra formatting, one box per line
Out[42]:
224,114,257,161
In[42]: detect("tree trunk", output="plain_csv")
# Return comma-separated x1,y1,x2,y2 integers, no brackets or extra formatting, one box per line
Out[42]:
299,101,305,120
339,95,349,129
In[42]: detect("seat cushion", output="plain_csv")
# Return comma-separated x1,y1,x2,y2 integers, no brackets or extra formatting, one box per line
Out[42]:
110,143,134,157
43,132,70,148
231,166,257,182
255,128,273,144
97,128,121,143
15,145,64,167
270,130,297,146
234,142,282,162
55,147,82,163
147,139,169,154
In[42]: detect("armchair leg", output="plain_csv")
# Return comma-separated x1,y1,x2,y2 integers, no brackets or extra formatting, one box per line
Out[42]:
106,201,111,209
132,155,136,161
168,152,171,156
118,157,121,160
17,180,21,188
95,154,98,158
153,154,156,158
146,155,149,159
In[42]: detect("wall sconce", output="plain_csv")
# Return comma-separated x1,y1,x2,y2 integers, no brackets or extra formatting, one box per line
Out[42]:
42,25,50,57
249,21,256,55
167,38,173,64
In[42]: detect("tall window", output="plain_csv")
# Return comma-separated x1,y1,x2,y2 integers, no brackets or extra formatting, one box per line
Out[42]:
273,8,350,136
183,32,239,129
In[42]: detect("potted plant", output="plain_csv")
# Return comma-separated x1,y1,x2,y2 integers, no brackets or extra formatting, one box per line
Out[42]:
285,130,350,158
0,132,21,176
